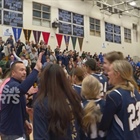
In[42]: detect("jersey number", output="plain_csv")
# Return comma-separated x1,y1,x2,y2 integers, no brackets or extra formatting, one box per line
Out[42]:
127,101,140,131
100,82,107,96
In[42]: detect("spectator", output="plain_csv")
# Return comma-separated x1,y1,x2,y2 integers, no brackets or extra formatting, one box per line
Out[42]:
6,35,14,50
25,41,32,54
30,48,38,70
16,39,25,56
13,51,28,67
5,54,15,69
50,51,57,63
43,55,52,68
54,46,60,57
136,60,140,68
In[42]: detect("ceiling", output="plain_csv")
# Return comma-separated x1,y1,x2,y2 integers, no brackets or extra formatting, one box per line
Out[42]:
83,0,140,18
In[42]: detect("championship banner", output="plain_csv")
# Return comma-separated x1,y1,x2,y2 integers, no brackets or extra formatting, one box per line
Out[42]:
33,30,41,44
56,34,63,48
12,27,22,42
42,32,50,45
64,35,70,48
78,37,84,51
71,36,77,50
23,29,31,41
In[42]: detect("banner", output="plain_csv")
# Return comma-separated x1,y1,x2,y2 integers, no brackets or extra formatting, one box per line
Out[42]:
3,27,12,36
71,36,77,50
64,35,70,48
23,29,31,41
42,32,50,45
33,30,41,44
56,34,63,48
12,27,22,42
78,38,84,51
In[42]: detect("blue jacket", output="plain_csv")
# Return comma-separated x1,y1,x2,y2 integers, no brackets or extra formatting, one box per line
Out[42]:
0,69,38,136
33,98,86,140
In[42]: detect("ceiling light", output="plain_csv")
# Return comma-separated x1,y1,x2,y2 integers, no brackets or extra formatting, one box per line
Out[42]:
129,1,136,6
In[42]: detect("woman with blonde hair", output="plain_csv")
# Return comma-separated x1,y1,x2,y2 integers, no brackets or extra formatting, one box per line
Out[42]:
82,75,106,140
99,60,140,140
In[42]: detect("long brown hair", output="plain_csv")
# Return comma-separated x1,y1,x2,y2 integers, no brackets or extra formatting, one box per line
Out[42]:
35,64,83,136
72,67,85,82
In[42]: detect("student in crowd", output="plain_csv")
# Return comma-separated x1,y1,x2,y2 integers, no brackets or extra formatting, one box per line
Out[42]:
84,58,107,98
99,60,140,140
103,51,124,91
30,48,38,70
33,64,85,140
13,50,28,67
50,51,57,63
103,51,124,74
6,35,14,49
82,75,106,140
72,67,85,101
5,54,15,69
0,53,43,140
43,55,53,68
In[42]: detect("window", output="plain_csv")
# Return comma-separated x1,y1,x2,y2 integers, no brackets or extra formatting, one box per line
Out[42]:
105,22,121,44
90,17,100,36
58,9,84,37
3,0,23,27
33,2,51,27
124,28,131,43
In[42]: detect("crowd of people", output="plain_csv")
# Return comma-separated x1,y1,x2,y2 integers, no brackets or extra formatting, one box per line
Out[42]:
0,36,140,140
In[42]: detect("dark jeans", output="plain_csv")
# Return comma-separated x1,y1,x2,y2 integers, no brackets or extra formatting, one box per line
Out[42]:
1,134,26,140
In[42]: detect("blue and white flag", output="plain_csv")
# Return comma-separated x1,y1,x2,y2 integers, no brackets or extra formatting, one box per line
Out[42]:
12,27,22,42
